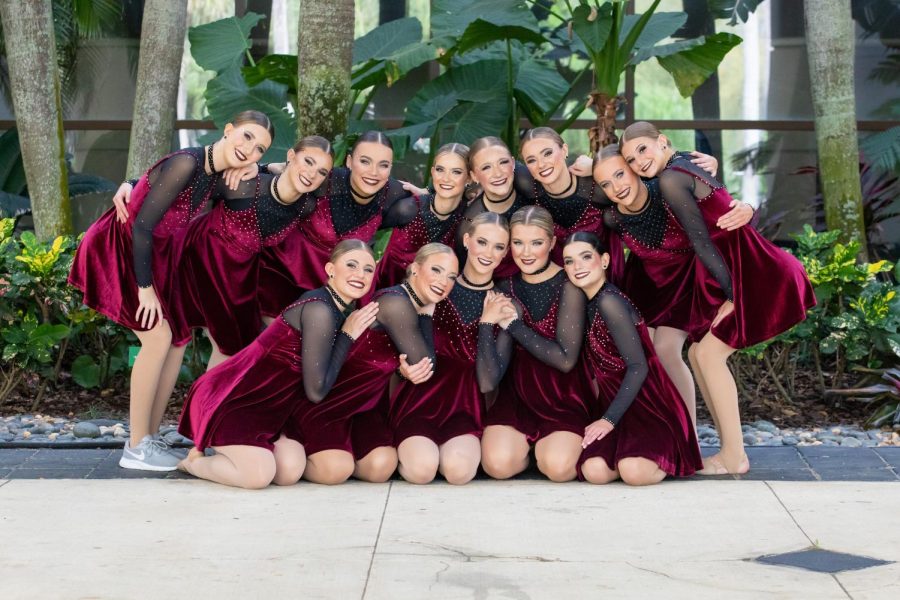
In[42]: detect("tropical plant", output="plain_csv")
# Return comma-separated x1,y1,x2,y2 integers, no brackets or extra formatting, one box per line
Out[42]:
568,0,741,150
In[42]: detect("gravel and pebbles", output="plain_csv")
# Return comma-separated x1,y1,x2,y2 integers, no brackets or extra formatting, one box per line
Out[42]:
1,415,898,448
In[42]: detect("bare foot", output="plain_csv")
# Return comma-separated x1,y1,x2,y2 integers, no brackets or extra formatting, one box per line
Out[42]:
698,453,749,476
177,447,204,474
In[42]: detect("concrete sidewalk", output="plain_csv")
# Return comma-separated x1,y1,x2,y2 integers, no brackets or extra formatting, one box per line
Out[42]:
1,448,899,599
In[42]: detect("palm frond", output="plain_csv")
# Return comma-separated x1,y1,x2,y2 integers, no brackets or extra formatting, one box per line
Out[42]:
861,127,900,175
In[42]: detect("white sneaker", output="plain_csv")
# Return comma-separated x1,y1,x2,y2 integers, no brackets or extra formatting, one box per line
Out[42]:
119,435,181,471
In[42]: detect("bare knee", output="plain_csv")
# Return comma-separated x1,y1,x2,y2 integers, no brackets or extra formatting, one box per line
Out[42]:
356,447,398,483
537,453,577,483
618,457,665,486
272,442,306,485
135,322,173,348
581,458,618,485
306,452,354,485
400,456,439,484
481,445,527,480
441,456,478,485
241,458,277,490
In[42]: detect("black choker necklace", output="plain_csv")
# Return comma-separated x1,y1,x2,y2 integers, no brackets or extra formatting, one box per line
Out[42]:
271,175,286,204
484,186,514,204
430,196,459,217
350,182,379,201
206,144,217,174
548,173,576,198
460,272,492,288
526,261,551,276
325,284,349,310
402,281,426,308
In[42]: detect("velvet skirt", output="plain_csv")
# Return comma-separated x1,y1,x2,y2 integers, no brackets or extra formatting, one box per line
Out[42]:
579,328,702,478
690,187,816,348
178,318,305,451
485,351,594,443
171,212,264,353
291,327,396,458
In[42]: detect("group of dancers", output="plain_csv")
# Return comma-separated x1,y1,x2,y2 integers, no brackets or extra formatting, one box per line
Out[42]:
67,109,816,488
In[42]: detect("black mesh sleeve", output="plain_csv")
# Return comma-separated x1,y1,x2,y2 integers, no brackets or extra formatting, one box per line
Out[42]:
212,172,258,211
506,281,586,372
132,153,199,287
659,170,734,301
513,161,537,200
127,178,139,188
419,314,435,358
596,291,649,426
582,175,612,208
381,179,418,228
375,292,435,364
476,324,514,394
283,300,354,403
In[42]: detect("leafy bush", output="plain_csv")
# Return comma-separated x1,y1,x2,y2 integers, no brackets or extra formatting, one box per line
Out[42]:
735,226,900,411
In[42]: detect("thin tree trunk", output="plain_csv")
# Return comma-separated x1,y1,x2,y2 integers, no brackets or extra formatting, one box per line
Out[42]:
296,0,354,140
126,0,188,178
803,0,867,260
0,0,71,240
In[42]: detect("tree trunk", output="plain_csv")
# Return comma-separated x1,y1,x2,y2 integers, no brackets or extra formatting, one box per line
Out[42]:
296,0,354,140
589,92,622,152
126,0,188,179
0,0,71,240
803,0,867,260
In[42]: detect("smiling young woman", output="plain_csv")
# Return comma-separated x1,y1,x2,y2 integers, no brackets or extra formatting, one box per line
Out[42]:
68,110,274,472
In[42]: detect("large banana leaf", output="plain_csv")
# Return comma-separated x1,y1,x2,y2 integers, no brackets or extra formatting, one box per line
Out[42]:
571,3,613,59
514,57,570,126
353,17,423,64
432,0,544,56
350,17,434,91
189,12,263,73
654,32,742,97
242,54,298,95
204,65,294,160
620,12,687,50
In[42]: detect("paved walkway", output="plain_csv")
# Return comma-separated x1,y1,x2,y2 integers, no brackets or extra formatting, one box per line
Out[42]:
2,447,898,599
2,446,899,480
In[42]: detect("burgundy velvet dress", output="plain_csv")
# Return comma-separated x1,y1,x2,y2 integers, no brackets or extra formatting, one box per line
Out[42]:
390,284,513,445
486,271,594,442
659,156,816,348
169,174,317,354
68,148,216,331
371,194,465,293
292,286,436,459
178,288,354,451
578,284,703,478
602,180,697,332
257,168,417,317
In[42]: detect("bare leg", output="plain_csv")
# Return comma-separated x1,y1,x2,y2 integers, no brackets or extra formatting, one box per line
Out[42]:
580,457,619,484
303,449,355,485
534,431,582,482
261,314,275,326
272,435,306,485
203,329,231,372
480,425,529,480
693,333,748,474
653,327,696,426
398,436,440,484
439,434,481,485
149,344,187,438
617,457,666,486
354,446,398,482
130,323,173,446
689,343,720,434
178,444,276,489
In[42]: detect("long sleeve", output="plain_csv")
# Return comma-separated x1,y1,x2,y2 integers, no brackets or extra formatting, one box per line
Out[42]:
506,281,585,372
418,314,435,358
476,323,514,394
513,161,538,199
381,179,418,228
596,292,649,426
285,300,354,403
374,292,435,364
659,170,734,301
132,153,199,287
